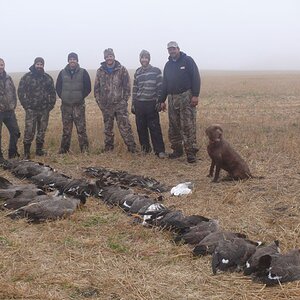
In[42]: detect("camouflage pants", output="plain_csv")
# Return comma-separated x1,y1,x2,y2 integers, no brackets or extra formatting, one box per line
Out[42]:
60,104,89,152
99,101,136,150
23,109,49,145
0,111,20,157
168,90,198,155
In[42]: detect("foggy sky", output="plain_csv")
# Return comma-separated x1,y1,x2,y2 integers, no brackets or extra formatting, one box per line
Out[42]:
2,0,300,72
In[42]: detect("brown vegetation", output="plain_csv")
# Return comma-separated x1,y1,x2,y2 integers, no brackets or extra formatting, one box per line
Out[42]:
0,71,300,299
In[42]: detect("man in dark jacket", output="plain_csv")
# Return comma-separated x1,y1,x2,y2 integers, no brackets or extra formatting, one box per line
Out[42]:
94,48,136,153
0,58,20,160
18,57,56,159
56,52,91,154
132,50,166,158
159,41,201,163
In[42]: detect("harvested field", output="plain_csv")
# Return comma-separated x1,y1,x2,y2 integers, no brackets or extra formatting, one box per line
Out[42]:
0,71,300,299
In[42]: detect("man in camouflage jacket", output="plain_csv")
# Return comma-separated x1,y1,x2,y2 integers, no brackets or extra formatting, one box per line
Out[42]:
0,58,20,160
94,48,136,152
18,57,56,159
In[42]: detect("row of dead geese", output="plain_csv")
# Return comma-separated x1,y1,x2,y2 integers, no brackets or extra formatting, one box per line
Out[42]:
0,159,300,286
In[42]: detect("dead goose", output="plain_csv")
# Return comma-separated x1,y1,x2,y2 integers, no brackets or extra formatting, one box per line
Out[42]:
2,194,52,210
251,249,300,285
244,240,280,276
120,194,143,211
174,219,219,245
193,231,247,256
103,187,134,206
156,210,186,231
128,196,155,214
84,166,168,192
0,176,46,202
137,203,169,226
6,194,83,222
211,238,258,274
30,171,71,190
11,160,53,179
59,179,96,202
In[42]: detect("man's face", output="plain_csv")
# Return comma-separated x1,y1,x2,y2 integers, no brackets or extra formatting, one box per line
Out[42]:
35,62,44,73
68,58,78,69
168,47,180,60
105,55,115,67
140,56,150,68
0,61,5,74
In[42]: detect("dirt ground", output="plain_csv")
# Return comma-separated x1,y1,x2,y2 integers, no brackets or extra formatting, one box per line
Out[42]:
0,71,300,299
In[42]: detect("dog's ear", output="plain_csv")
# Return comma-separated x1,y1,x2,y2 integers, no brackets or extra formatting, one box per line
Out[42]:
215,126,223,138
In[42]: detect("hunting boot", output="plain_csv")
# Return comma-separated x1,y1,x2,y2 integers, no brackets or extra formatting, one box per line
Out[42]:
0,152,5,163
168,147,184,159
8,150,20,159
36,143,46,156
23,143,31,159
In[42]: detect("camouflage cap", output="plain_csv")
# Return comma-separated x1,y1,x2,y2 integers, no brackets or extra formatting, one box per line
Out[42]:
167,41,179,49
139,50,150,60
104,48,115,58
34,57,45,65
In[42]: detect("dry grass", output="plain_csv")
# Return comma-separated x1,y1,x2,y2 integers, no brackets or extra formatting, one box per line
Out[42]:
1,71,300,299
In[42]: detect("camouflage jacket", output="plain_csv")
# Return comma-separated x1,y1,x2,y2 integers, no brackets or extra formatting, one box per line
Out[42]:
18,65,56,111
94,61,131,108
0,71,17,111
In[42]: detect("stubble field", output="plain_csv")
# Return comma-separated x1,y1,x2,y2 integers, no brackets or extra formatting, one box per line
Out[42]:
0,70,300,299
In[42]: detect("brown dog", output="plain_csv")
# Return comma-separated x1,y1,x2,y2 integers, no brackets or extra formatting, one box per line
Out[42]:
205,124,252,182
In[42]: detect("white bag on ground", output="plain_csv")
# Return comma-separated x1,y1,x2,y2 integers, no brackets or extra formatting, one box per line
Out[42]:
170,182,193,196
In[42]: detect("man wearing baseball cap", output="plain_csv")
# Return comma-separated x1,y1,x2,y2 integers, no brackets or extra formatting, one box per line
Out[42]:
56,52,91,154
131,50,167,158
94,48,136,153
18,57,56,159
158,41,201,163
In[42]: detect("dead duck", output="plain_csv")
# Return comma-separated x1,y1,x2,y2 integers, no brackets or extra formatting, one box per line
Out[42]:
211,238,258,274
244,240,280,276
193,231,247,256
174,219,219,245
251,249,300,285
6,194,83,223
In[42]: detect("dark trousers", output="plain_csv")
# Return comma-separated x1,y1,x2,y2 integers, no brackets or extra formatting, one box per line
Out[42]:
134,100,165,154
0,110,20,157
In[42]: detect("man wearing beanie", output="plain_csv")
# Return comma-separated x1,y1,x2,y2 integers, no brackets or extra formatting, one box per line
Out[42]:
18,57,56,159
94,48,136,153
56,52,91,154
131,50,167,158
0,58,20,160
158,41,201,163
